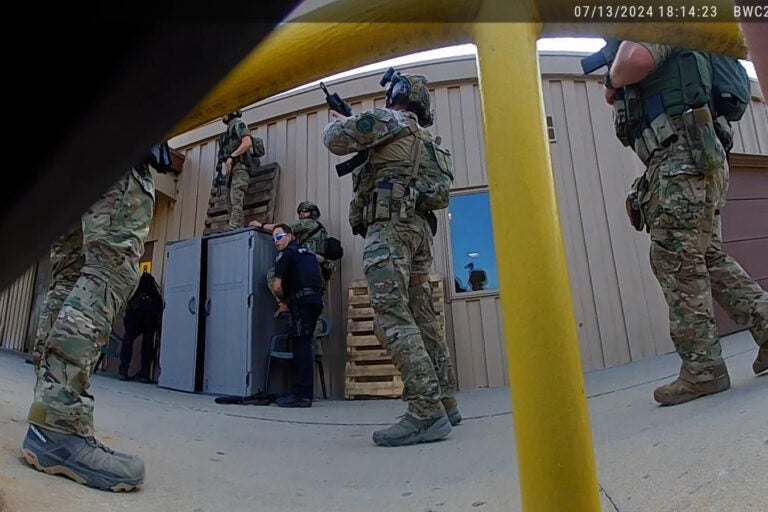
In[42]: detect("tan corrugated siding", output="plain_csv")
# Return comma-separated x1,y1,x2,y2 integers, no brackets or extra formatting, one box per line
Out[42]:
0,266,36,352
732,100,768,156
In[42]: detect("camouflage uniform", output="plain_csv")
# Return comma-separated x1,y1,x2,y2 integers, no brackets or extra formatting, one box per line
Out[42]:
293,218,326,256
28,166,155,436
630,44,768,384
323,107,457,421
293,217,336,282
224,116,251,230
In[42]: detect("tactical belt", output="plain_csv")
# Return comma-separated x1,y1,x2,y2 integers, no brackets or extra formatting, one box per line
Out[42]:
291,288,322,300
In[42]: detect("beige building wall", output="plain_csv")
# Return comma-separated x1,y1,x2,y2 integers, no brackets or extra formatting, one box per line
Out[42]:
5,53,766,396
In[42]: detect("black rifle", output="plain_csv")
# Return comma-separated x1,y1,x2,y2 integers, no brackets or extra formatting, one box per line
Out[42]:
213,133,227,196
580,38,623,75
580,39,625,103
320,82,369,177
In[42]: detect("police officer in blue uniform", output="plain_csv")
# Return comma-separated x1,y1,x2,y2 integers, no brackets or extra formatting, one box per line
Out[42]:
270,223,325,408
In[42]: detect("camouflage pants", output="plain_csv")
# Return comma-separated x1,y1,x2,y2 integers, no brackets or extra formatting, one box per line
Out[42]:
28,168,155,436
363,215,457,419
640,144,768,372
226,164,250,229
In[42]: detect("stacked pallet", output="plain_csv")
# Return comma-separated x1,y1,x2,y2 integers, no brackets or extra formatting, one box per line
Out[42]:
203,162,281,235
345,273,445,399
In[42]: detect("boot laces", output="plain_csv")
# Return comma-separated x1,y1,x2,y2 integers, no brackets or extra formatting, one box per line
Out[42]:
84,436,115,454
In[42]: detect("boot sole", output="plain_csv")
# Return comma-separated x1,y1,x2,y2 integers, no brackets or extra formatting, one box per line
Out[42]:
373,416,452,447
21,448,143,492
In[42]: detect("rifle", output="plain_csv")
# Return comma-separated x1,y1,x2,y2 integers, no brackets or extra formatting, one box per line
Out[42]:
580,38,625,104
580,38,623,75
213,133,227,196
320,82,369,177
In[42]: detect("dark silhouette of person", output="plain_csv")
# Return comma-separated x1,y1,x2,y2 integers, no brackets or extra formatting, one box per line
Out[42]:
119,271,163,382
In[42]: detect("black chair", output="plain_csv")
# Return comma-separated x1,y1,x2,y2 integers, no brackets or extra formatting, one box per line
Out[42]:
265,316,330,399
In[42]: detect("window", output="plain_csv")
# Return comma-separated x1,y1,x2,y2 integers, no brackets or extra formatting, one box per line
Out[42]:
546,115,556,143
448,190,499,295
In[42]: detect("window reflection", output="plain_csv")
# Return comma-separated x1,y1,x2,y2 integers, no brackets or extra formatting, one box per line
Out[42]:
448,191,498,294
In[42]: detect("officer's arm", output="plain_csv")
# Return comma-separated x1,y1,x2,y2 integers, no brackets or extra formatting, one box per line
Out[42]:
272,276,284,299
273,251,289,299
608,42,658,88
322,109,407,156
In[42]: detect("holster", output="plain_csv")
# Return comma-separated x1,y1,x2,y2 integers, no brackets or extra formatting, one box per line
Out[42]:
626,175,648,232
349,196,366,238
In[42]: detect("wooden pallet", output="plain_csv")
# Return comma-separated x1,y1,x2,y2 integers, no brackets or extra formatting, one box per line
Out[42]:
203,162,281,235
345,274,445,399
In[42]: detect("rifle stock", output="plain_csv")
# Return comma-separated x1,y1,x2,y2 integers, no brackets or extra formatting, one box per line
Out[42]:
336,150,369,177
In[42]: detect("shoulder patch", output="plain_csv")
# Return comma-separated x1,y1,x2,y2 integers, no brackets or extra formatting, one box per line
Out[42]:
355,115,375,134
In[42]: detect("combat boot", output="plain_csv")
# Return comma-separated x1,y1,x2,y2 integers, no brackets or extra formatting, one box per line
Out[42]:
653,363,730,406
372,413,451,447
21,424,145,492
441,397,462,426
752,344,768,375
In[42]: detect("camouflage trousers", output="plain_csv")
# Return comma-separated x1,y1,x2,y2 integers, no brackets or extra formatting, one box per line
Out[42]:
363,215,457,419
226,164,250,229
28,168,155,436
639,144,768,372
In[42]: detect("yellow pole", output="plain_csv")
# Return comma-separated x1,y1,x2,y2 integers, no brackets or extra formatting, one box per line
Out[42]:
472,15,601,512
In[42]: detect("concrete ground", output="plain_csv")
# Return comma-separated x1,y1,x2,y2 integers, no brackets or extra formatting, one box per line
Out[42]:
0,331,765,512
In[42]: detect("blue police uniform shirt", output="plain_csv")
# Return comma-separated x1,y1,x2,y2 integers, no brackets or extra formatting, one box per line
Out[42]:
273,241,324,299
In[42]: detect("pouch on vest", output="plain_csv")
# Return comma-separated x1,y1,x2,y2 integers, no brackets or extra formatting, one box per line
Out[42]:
349,196,366,237
633,132,650,165
709,53,751,122
415,139,454,211
613,100,631,147
641,122,661,158
645,94,677,149
250,135,265,158
682,106,726,174
678,51,712,109
372,180,393,222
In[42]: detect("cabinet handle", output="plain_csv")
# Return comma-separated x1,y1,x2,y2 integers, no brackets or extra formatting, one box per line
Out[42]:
188,296,196,314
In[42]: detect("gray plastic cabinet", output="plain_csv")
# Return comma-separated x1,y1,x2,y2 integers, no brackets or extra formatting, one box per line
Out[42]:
157,228,277,396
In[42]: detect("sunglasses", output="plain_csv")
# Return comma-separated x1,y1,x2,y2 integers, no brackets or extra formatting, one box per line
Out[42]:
273,233,288,242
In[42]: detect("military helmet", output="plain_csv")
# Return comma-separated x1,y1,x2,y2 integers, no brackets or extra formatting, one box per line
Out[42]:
222,109,243,124
297,201,321,219
382,69,433,127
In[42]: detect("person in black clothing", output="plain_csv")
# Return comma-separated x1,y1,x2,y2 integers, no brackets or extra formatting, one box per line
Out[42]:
270,224,324,408
119,271,163,383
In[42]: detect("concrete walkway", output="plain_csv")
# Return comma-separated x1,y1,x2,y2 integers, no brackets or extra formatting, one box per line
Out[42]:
1,332,765,512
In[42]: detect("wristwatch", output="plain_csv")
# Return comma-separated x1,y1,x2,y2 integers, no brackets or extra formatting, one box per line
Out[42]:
604,71,616,90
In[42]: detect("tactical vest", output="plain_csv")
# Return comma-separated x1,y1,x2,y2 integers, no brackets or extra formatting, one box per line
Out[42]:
350,117,454,230
616,49,714,163
295,219,327,256
225,120,264,170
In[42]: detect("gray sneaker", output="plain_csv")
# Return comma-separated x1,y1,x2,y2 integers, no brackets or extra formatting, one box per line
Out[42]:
21,424,145,492
373,414,451,447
